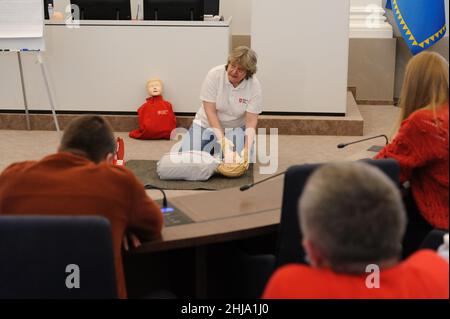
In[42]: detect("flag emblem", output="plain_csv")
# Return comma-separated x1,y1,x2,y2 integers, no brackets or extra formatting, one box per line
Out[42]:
386,0,447,55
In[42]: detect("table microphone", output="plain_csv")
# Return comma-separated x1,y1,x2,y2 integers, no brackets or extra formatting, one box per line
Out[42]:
240,171,286,191
337,134,389,149
144,184,174,213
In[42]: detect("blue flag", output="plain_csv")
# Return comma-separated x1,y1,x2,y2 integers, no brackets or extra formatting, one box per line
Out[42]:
386,0,447,55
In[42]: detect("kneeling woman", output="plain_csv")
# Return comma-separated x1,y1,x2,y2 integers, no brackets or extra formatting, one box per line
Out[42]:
180,46,262,165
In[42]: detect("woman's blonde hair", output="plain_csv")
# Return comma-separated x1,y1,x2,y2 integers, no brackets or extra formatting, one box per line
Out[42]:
226,46,258,79
393,52,449,135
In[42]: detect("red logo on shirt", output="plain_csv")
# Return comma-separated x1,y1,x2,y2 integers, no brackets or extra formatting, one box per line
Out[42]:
239,98,249,105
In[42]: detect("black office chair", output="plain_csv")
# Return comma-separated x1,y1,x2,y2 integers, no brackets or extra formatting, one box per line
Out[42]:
420,229,448,250
0,215,117,299
276,158,400,268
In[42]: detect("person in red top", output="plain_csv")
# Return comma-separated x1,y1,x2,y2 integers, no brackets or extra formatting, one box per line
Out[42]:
0,116,164,299
262,162,449,299
129,78,177,140
375,52,449,256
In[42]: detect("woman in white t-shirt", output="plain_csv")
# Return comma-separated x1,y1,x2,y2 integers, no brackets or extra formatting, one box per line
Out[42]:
180,46,262,164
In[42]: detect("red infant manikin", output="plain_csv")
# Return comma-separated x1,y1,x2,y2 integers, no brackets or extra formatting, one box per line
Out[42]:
129,78,176,140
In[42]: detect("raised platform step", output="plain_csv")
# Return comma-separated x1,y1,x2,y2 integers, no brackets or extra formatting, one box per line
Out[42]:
0,93,363,136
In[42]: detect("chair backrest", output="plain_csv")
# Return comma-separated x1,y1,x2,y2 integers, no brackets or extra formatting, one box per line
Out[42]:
420,229,448,250
0,215,117,299
276,158,400,268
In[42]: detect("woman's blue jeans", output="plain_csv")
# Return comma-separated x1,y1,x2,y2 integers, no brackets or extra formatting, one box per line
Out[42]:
180,122,250,157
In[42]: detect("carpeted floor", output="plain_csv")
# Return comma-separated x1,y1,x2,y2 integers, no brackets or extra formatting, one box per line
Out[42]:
0,104,400,200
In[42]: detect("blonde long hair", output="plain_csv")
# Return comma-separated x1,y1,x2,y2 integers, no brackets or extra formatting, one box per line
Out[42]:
393,52,449,136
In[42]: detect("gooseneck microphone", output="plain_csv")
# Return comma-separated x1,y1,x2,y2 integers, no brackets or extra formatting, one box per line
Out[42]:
240,171,286,191
145,184,173,213
337,134,389,149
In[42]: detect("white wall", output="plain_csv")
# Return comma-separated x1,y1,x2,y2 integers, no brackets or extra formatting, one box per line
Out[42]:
252,0,350,114
219,0,450,37
52,0,450,37
0,22,230,112
219,0,252,35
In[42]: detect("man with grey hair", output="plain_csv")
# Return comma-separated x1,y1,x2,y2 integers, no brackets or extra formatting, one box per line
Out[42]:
263,162,448,299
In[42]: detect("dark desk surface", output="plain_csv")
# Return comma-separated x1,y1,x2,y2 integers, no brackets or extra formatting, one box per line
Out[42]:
133,177,284,253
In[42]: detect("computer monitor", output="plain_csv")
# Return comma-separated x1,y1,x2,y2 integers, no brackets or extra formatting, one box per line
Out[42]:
43,0,51,20
70,0,131,20
204,0,219,16
143,0,204,21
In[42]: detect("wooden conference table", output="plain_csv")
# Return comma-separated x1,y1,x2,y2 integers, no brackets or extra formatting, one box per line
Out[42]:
133,176,284,254
133,147,379,254
128,175,283,298
127,147,379,297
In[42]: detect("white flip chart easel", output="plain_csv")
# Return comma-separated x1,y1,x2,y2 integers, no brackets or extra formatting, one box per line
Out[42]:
0,0,60,131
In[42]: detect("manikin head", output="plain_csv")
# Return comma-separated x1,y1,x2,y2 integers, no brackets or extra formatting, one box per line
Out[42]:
146,78,163,97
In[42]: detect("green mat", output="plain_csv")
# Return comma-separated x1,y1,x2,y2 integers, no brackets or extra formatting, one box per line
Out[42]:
126,160,254,191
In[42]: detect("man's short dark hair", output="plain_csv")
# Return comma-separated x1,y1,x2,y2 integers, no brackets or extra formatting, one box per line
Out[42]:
60,116,115,163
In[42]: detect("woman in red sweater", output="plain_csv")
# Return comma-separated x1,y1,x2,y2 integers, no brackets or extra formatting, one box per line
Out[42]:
375,51,449,257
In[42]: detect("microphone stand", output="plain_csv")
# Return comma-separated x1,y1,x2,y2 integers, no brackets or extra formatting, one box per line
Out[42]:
145,184,173,213
240,171,286,191
337,134,389,149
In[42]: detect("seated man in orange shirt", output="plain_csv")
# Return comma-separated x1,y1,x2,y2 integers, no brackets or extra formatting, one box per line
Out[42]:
263,162,449,299
0,116,164,299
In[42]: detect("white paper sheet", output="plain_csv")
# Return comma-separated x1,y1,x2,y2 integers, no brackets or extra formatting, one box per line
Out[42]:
0,0,44,38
